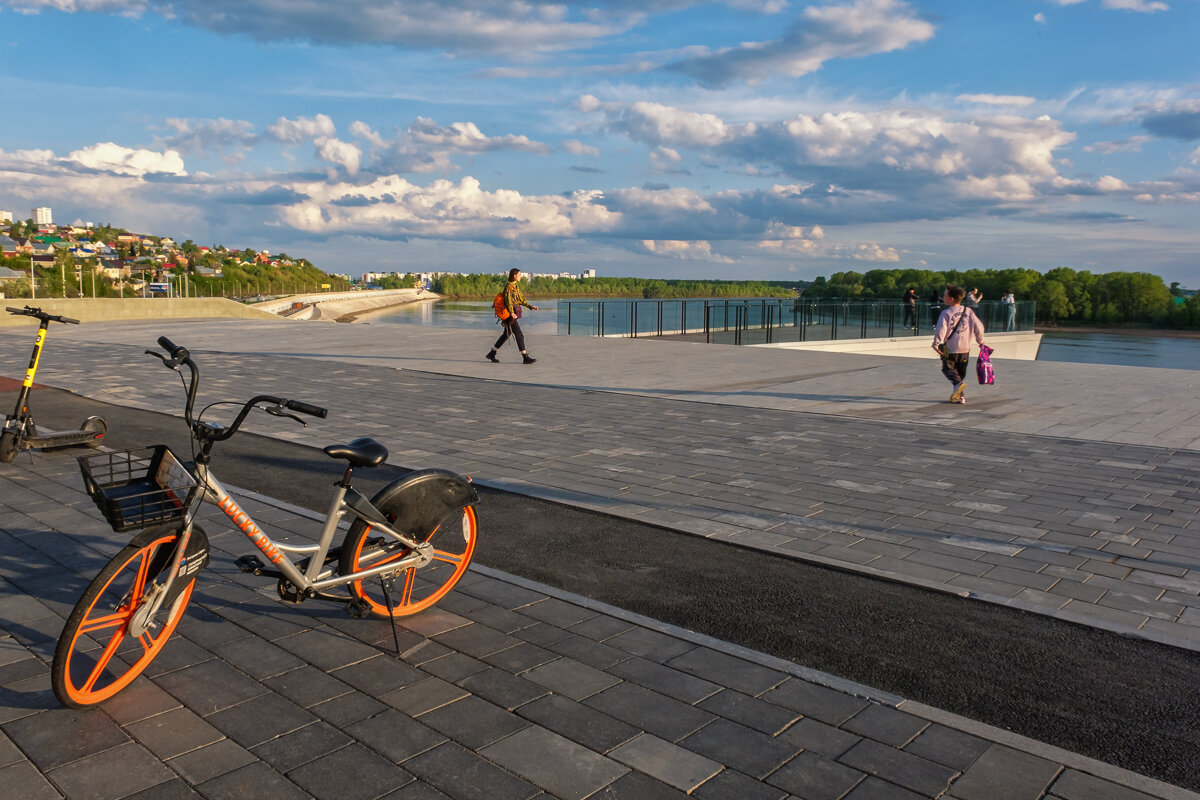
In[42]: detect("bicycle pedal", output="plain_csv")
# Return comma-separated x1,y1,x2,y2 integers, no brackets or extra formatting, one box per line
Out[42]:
345,598,372,619
236,555,267,574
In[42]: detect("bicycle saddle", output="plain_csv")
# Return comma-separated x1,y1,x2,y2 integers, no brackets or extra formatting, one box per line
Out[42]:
323,437,389,468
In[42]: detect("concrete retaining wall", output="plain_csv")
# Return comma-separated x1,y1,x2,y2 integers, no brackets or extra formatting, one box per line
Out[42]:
0,297,279,327
755,331,1043,360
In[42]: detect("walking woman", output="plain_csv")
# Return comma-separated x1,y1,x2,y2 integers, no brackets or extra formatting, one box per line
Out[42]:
931,284,987,404
486,268,538,364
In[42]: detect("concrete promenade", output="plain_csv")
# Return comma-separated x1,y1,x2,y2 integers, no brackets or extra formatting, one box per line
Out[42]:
4,319,1199,649
0,317,1197,797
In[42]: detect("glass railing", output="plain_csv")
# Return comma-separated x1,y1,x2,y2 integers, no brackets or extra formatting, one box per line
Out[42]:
558,298,1035,343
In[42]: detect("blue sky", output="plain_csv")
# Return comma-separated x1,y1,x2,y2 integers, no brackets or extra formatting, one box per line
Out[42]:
1,0,1198,286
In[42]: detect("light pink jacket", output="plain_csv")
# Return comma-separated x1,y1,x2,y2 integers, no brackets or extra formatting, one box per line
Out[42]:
933,305,986,354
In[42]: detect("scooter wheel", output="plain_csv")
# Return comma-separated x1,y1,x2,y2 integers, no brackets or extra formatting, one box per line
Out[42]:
0,430,18,463
83,417,107,448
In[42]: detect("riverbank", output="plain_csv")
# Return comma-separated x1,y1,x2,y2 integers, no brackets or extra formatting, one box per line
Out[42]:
336,289,440,322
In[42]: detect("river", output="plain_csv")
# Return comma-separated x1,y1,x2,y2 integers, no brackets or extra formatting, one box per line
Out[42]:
366,299,1199,370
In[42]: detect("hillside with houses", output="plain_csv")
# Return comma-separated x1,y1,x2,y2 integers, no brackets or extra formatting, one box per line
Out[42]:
0,211,349,300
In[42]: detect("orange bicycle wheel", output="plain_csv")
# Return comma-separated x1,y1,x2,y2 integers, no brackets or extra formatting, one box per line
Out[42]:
52,528,195,708
341,505,477,618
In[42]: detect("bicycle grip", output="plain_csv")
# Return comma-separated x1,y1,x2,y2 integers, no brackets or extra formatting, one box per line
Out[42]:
58,315,80,325
285,399,328,418
157,336,186,357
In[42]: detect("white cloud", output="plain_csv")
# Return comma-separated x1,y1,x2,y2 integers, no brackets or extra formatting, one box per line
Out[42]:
7,0,146,12
68,142,187,176
957,94,1037,107
160,117,257,159
639,240,735,262
584,99,1077,200
1083,135,1151,153
407,118,549,155
668,0,936,86
314,138,362,175
1102,0,1168,12
563,139,600,156
348,117,551,176
1046,0,1167,10
278,175,617,247
1034,12,1047,22
6,0,639,56
845,243,901,261
267,114,337,144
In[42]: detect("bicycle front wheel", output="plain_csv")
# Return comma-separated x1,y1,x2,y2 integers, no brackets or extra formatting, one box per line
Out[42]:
52,527,196,708
341,505,478,618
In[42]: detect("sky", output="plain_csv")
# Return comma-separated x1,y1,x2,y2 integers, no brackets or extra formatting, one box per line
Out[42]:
1,0,1198,286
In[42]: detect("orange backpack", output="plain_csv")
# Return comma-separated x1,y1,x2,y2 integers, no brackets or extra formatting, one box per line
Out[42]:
492,292,510,320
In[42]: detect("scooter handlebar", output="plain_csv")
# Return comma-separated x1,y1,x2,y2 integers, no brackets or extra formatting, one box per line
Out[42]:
5,306,77,324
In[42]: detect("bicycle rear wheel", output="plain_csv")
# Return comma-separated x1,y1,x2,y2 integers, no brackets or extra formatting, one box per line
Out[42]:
341,505,477,618
52,526,196,707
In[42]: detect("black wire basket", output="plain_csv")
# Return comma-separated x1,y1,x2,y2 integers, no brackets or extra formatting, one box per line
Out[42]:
79,446,199,533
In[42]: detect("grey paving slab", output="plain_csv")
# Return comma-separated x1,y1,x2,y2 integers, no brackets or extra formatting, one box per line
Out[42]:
480,725,629,799
608,733,722,793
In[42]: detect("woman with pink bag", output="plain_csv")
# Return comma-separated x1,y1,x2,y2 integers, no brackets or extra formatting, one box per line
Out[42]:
931,284,988,405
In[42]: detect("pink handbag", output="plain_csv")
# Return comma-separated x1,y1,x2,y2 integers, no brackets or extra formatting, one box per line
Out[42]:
976,344,995,385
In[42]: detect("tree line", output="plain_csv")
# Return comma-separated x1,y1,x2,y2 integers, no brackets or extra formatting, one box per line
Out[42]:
431,274,797,299
800,267,1199,328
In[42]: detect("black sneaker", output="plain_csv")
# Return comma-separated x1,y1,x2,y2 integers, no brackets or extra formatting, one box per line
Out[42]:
485,351,500,363
522,355,537,364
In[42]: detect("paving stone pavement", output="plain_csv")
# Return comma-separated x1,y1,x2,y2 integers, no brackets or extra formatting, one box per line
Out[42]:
1,450,1197,799
1,324,1197,652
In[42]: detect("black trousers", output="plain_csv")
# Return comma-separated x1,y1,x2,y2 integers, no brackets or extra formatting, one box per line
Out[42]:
902,305,915,328
493,319,526,351
940,352,970,384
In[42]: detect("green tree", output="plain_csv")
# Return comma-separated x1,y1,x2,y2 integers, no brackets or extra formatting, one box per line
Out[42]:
1036,278,1072,322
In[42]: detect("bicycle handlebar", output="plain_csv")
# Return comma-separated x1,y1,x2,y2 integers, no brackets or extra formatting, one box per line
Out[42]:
6,306,80,325
285,399,328,418
146,337,328,442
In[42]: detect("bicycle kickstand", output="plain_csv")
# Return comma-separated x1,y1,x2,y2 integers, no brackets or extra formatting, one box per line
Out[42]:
379,576,403,657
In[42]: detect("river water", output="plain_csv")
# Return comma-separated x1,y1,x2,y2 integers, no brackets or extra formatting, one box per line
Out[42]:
367,299,1199,370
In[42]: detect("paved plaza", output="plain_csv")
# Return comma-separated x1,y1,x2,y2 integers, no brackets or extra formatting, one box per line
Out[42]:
0,317,1197,798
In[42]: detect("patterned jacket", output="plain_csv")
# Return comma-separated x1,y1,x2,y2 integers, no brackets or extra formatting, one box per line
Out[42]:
504,280,534,316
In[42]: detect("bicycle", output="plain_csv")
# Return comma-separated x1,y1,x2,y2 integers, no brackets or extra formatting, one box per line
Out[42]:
1,306,107,462
52,336,479,708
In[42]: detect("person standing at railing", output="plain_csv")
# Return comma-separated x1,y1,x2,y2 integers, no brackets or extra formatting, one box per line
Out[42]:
932,284,988,405
1001,290,1016,331
486,268,539,364
928,289,941,326
902,287,918,330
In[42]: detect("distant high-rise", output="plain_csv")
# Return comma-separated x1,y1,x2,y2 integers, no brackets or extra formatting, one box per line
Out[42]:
0,210,13,224
33,207,53,226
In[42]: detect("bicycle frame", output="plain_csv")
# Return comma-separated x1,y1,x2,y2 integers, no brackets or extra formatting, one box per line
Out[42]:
201,464,433,591
134,459,436,625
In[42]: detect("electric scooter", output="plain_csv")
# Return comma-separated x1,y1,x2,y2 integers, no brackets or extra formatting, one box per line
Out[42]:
1,306,107,463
